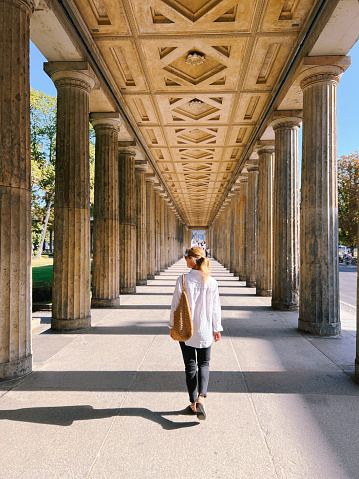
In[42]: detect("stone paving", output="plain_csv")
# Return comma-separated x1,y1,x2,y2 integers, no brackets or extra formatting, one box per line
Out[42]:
0,259,358,479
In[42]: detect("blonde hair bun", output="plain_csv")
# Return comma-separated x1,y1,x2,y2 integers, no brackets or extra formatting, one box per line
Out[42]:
186,247,210,283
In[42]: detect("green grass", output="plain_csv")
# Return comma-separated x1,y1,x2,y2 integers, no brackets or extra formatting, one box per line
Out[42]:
32,257,53,284
32,257,93,284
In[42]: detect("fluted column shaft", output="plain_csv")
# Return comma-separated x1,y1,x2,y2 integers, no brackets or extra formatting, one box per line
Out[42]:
159,194,165,271
135,161,148,286
146,176,156,280
45,62,96,331
246,162,259,287
238,178,248,281
233,187,240,276
256,146,274,296
118,145,136,294
229,196,235,273
90,114,121,308
0,0,34,378
272,116,301,310
154,186,162,274
298,66,344,336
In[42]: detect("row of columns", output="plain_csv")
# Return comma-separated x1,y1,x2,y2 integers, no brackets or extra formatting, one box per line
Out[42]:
0,0,186,377
212,62,347,341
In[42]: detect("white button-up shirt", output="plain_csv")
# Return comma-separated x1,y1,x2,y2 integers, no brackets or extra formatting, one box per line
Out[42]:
169,269,222,348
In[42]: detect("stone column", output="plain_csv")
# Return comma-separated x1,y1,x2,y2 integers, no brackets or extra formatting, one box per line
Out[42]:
44,62,96,331
298,61,347,335
246,161,259,287
146,175,156,280
0,0,34,378
256,143,274,296
135,159,148,286
118,143,136,294
229,193,235,273
357,221,359,381
233,185,241,277
154,184,162,274
159,193,166,271
271,113,302,310
238,177,248,281
90,113,121,308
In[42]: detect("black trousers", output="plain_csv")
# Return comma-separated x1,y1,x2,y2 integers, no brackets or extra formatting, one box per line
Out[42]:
179,342,211,403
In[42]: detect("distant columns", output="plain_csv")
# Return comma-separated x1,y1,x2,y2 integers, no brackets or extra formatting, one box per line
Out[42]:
45,62,96,331
0,0,34,378
238,177,248,281
271,113,302,310
298,61,347,335
246,161,259,287
90,113,121,308
135,159,148,286
146,175,156,280
256,143,274,296
159,192,166,271
118,143,136,294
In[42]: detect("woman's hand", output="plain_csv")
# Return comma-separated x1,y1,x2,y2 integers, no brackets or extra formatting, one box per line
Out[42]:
214,332,221,342
170,329,175,340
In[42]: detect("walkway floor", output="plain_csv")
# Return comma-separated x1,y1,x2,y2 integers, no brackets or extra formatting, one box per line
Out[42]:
1,259,359,479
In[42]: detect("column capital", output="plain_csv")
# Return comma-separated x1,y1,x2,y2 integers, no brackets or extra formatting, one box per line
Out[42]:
118,142,137,156
90,112,122,132
256,141,275,156
135,160,149,172
145,174,156,183
271,110,302,131
44,62,97,92
153,183,164,192
238,174,248,184
246,159,259,172
297,56,350,91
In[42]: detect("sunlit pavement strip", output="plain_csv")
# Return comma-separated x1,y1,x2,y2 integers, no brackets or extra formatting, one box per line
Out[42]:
1,258,358,479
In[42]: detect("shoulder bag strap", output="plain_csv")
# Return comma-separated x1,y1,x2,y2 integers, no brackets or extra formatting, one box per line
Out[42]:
182,274,185,292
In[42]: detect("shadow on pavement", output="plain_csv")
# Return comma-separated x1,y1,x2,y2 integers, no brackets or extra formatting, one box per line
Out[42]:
0,405,199,429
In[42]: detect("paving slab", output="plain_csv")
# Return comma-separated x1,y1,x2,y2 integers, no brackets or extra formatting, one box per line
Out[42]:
0,258,358,479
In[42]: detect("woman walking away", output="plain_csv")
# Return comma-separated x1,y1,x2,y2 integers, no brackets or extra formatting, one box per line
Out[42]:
169,247,222,420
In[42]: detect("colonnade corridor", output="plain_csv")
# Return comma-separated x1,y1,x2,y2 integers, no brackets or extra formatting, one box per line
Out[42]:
0,258,358,479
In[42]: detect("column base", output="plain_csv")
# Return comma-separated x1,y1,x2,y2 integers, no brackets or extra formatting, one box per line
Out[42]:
233,270,239,277
298,319,341,336
246,280,256,288
120,287,136,294
239,275,246,281
0,355,32,380
272,299,298,311
51,316,91,332
256,288,272,297
136,279,147,286
160,268,165,272
155,270,161,275
91,297,120,308
147,274,155,280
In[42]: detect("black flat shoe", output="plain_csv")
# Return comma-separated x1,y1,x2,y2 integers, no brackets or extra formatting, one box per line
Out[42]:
196,401,206,420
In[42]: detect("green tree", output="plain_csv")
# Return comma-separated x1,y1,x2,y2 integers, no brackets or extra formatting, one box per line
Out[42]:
338,152,359,250
30,89,57,258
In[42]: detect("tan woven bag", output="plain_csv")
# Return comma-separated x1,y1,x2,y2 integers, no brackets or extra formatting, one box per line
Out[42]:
172,274,193,341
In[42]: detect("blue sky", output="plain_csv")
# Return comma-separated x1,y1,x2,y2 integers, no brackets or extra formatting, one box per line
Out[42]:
30,40,359,157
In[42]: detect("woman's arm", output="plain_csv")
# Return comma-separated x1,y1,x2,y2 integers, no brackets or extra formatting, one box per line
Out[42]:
212,281,223,334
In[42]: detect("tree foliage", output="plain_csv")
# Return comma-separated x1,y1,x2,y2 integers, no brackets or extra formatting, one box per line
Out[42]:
30,88,95,258
30,89,57,258
338,152,359,249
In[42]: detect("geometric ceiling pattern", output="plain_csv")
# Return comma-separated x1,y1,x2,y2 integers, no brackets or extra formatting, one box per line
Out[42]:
73,0,316,226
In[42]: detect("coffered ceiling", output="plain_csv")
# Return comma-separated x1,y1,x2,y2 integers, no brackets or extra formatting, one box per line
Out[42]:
70,0,317,227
